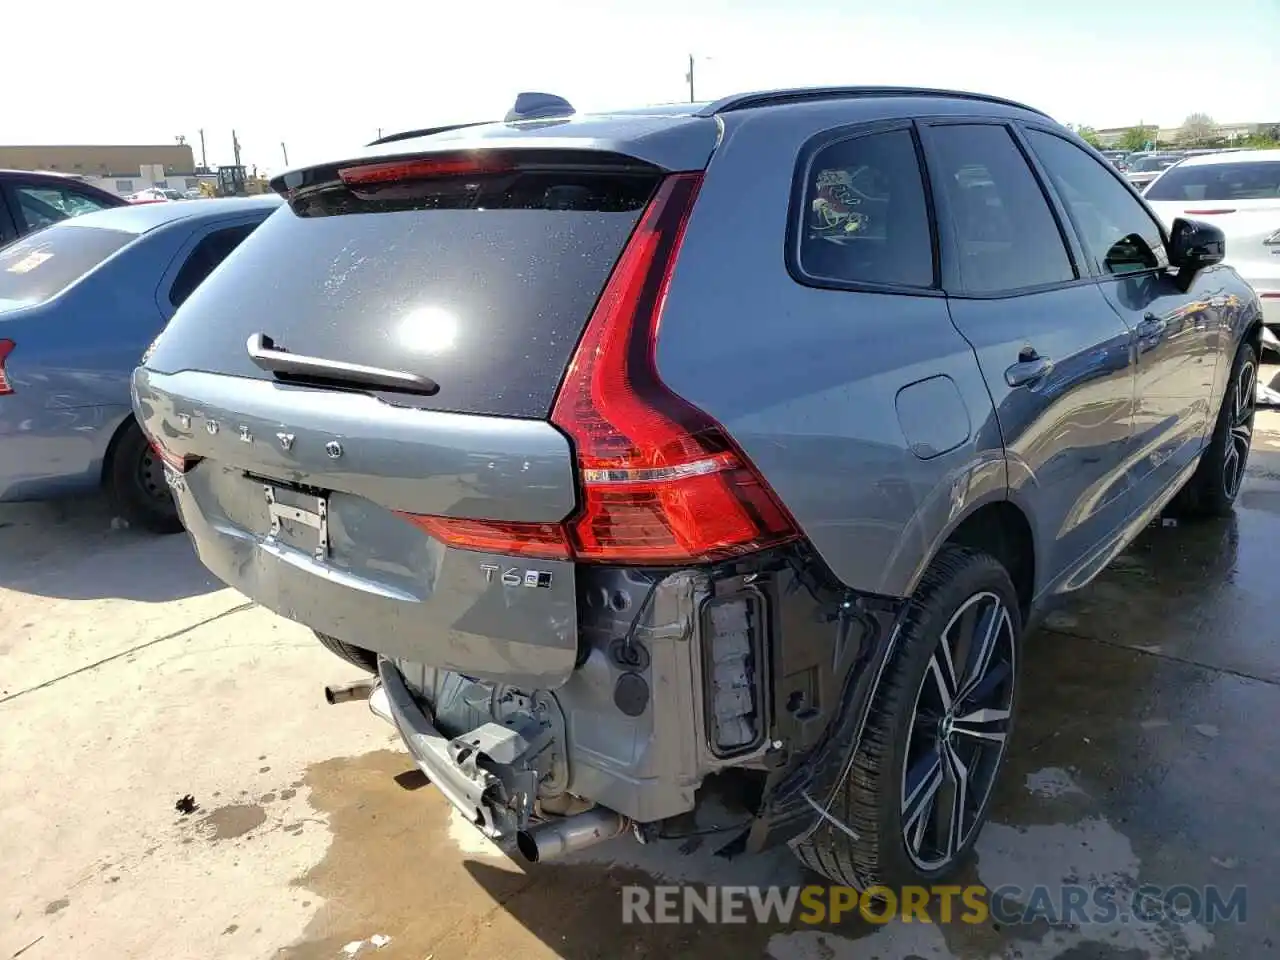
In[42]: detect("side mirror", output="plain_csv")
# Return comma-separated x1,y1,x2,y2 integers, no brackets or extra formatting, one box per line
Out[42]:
1168,218,1225,272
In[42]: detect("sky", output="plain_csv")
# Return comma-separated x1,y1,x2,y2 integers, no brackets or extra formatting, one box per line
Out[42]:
6,0,1277,176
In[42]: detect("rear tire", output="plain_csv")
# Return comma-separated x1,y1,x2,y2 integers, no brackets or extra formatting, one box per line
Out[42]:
313,631,378,673
107,420,183,534
1170,340,1257,519
793,545,1021,888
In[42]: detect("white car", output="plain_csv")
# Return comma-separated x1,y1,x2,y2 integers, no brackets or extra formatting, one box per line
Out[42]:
1144,150,1280,340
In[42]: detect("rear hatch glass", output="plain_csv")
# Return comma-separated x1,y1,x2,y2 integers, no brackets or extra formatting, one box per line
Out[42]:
143,152,661,418
0,225,133,308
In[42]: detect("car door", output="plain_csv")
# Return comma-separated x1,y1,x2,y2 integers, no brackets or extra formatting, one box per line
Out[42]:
919,120,1138,595
1020,127,1224,516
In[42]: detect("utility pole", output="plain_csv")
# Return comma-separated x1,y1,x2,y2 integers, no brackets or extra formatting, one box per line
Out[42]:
686,54,695,103
281,142,289,166
198,128,207,170
232,130,242,169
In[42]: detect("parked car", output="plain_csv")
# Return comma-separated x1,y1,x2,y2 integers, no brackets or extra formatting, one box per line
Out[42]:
133,87,1262,887
128,187,184,204
1144,149,1280,342
1125,152,1183,189
0,195,281,530
1099,149,1130,170
0,169,128,244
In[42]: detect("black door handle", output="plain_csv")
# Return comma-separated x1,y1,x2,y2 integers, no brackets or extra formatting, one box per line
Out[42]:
1005,355,1054,387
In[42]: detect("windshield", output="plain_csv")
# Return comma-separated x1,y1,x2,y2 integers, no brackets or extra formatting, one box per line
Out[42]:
1145,160,1280,202
0,225,133,308
1130,156,1179,173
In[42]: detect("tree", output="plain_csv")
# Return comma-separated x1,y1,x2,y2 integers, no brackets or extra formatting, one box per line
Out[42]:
1073,125,1103,148
1179,113,1216,146
1120,125,1153,151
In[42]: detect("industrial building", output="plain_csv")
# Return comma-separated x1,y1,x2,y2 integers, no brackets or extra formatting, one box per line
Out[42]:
0,143,200,197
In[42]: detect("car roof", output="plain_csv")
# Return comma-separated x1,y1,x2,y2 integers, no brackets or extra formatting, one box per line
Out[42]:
321,86,1054,174
48,194,282,235
1175,148,1280,168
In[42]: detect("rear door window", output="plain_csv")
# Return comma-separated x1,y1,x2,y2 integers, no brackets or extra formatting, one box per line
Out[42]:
1144,160,1280,202
795,128,935,289
0,225,133,306
169,223,258,308
1024,129,1168,276
925,124,1075,294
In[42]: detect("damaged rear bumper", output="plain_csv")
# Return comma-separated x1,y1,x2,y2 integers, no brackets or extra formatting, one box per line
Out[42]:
351,548,905,859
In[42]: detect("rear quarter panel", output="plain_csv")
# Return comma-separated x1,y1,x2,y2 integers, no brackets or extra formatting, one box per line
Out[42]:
655,107,1007,599
0,226,190,500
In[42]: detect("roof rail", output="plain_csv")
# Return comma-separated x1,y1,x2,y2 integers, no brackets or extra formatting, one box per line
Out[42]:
696,86,1050,119
367,120,496,147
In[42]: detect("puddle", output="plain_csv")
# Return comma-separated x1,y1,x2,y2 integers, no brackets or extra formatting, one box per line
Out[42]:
199,803,267,841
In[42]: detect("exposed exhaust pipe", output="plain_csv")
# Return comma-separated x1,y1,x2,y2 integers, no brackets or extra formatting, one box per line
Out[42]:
324,678,375,705
516,807,630,863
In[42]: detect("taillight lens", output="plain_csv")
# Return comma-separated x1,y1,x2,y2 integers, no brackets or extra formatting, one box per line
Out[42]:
398,515,570,560
407,172,799,566
338,155,511,186
149,438,199,474
0,339,14,395
551,172,798,564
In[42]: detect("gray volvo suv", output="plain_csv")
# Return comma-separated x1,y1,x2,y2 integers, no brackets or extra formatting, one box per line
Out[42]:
133,87,1262,887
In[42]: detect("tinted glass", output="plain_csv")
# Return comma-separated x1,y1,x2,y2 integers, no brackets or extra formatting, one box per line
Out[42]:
169,223,258,308
927,124,1074,293
1144,160,1280,201
798,129,934,288
16,185,114,231
144,168,659,419
0,225,132,307
1025,129,1167,276
1130,155,1180,173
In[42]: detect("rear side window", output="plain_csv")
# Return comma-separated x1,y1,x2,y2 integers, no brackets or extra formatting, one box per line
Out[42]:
1024,129,1167,276
0,225,133,306
1144,160,1280,202
169,223,258,308
797,129,934,288
927,124,1075,294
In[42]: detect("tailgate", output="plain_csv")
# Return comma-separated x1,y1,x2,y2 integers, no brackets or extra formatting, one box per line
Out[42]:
133,367,581,688
132,131,721,688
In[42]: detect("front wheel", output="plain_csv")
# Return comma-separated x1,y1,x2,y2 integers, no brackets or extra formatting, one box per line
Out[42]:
793,545,1021,888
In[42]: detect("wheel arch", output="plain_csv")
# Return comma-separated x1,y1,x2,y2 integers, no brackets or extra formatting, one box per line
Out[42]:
938,500,1036,623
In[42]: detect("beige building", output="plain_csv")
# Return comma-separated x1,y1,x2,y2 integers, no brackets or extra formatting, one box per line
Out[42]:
0,143,201,197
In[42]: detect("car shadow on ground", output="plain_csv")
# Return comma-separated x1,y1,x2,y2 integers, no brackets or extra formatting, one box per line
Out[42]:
0,497,220,602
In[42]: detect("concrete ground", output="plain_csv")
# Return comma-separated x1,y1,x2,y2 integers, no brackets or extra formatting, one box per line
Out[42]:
5,392,1280,960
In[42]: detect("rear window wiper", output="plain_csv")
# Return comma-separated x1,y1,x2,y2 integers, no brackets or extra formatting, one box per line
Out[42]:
246,333,439,396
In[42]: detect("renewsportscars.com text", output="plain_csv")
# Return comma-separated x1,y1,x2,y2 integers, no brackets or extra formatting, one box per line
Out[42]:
621,883,1247,926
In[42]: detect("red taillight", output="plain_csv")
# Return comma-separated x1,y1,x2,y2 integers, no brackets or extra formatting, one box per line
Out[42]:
398,515,570,560
0,339,14,395
149,438,198,474
403,172,799,566
550,172,799,564
338,155,511,186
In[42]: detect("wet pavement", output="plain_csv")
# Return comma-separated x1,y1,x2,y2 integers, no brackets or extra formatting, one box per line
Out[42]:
3,404,1280,960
